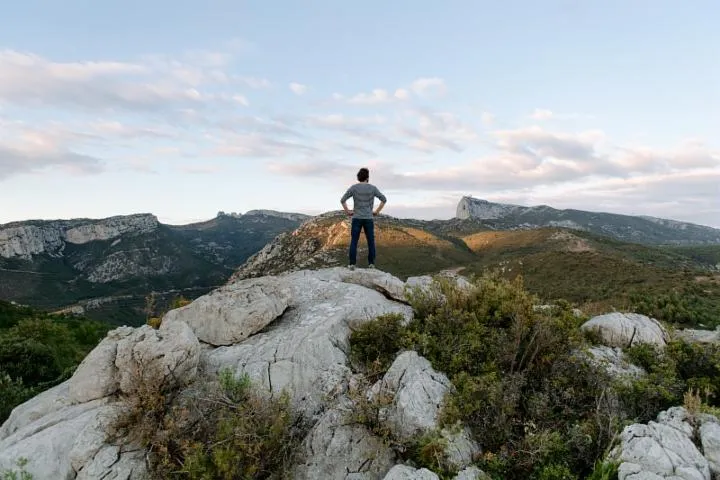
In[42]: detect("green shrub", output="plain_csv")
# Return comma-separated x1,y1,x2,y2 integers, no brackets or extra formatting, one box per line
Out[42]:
111,368,306,480
586,460,619,480
0,374,34,423
348,313,406,377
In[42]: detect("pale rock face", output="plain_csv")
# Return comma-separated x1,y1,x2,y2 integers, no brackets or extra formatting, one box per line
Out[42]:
383,465,440,480
586,346,645,379
202,269,413,416
440,426,482,471
85,250,174,283
454,466,490,480
69,326,134,404
0,214,158,259
699,420,720,476
116,321,200,396
581,312,668,348
675,328,720,345
613,407,711,480
374,351,452,440
294,401,396,480
162,277,293,346
340,268,409,303
64,215,158,245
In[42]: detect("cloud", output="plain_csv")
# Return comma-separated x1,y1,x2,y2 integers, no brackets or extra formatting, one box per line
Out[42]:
481,112,495,126
333,77,446,105
410,77,446,96
0,142,104,179
0,48,262,113
528,108,595,121
265,128,720,226
289,82,307,95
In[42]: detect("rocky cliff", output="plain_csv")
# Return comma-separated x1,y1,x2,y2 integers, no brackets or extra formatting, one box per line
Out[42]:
0,212,306,324
0,214,158,259
456,196,720,245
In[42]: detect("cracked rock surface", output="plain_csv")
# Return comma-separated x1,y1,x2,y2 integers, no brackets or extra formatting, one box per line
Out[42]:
612,407,714,480
0,267,418,479
581,312,668,348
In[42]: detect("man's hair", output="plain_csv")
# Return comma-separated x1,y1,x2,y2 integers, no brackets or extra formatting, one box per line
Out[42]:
357,167,370,182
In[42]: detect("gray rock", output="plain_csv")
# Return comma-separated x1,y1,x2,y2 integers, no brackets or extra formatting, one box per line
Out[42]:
294,402,395,480
582,312,668,348
162,276,292,346
613,407,710,480
453,466,490,480
383,465,440,480
202,269,413,416
699,420,720,476
341,268,409,303
440,426,482,471
69,326,134,403
373,351,452,441
115,321,200,396
675,328,720,345
587,345,645,379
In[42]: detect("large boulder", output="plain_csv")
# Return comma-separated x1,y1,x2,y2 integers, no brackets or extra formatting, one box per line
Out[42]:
371,351,480,471
202,269,413,417
372,351,452,440
161,276,292,346
700,420,720,476
383,465,440,480
293,400,396,480
581,312,668,349
612,407,711,480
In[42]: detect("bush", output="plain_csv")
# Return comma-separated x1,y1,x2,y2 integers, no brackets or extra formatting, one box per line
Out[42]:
111,368,306,480
0,457,33,480
350,273,620,478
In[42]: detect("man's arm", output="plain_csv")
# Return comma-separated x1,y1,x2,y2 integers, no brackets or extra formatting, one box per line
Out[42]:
340,186,354,216
373,187,387,215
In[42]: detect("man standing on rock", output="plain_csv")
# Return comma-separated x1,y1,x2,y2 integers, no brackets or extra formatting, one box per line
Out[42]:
340,167,387,270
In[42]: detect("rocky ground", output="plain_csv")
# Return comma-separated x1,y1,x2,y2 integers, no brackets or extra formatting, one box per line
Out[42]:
1,267,718,479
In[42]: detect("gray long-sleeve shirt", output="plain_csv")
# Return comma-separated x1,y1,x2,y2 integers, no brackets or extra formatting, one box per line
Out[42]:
340,183,387,219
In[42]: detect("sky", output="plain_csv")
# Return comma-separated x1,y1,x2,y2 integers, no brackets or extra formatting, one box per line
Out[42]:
0,0,718,227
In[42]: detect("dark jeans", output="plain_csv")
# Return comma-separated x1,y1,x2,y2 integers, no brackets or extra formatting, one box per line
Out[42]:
349,218,376,265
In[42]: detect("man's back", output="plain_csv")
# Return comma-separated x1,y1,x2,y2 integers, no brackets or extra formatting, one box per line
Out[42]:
343,183,386,219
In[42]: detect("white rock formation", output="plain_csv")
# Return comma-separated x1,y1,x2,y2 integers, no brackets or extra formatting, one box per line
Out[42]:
202,268,413,416
294,400,396,480
699,420,720,476
162,277,293,346
454,466,490,480
586,346,645,379
613,407,711,480
581,312,668,348
372,351,452,440
0,214,158,259
0,319,199,479
371,351,480,471
383,465,440,480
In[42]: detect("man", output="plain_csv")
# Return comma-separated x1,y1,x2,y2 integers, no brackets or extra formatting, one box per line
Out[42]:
340,167,387,270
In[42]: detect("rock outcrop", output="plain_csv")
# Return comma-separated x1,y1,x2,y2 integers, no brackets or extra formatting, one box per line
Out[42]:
581,312,668,349
610,407,720,479
0,267,478,480
0,214,158,259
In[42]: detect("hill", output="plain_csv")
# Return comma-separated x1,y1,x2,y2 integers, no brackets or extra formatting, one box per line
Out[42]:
0,211,308,325
456,196,720,245
233,211,478,281
235,214,720,327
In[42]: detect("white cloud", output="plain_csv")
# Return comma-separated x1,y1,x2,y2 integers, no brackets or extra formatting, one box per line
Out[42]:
0,137,104,179
394,88,411,100
410,77,446,96
530,108,554,120
289,82,307,95
528,108,595,121
481,112,495,126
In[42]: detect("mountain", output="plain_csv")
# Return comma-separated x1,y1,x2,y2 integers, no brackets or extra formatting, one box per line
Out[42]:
456,196,720,245
234,212,720,325
233,211,477,281
0,211,308,325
